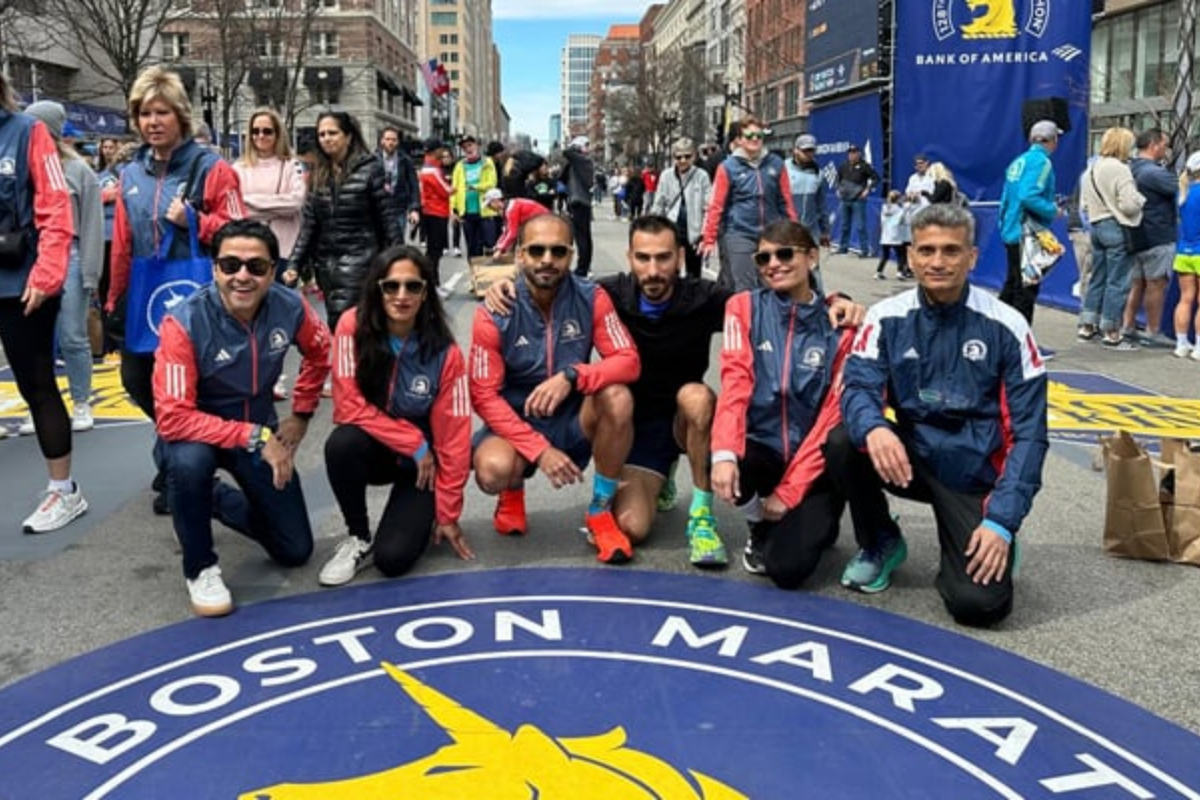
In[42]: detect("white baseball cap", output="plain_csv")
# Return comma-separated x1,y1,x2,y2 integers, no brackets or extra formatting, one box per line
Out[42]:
1029,120,1062,142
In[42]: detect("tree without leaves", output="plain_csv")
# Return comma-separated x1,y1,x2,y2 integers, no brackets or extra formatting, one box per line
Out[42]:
42,0,182,99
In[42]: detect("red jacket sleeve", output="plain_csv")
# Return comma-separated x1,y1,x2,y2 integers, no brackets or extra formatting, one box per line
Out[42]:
779,168,798,222
701,164,730,248
26,121,72,297
468,305,549,463
711,292,754,457
430,345,472,524
495,204,520,253
773,325,857,509
197,160,244,244
106,191,131,311
575,286,640,394
290,293,331,416
154,316,255,448
330,309,428,455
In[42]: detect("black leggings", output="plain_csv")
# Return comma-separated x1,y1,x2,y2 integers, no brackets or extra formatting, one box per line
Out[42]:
0,297,70,460
735,438,849,590
325,424,435,577
877,244,908,274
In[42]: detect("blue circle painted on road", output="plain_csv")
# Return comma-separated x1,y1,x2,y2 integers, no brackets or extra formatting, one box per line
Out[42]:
0,569,1197,798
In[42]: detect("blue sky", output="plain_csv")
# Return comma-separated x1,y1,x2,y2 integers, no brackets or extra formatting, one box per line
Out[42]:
494,0,650,148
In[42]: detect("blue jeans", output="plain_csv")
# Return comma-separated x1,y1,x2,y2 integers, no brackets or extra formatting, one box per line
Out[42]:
57,243,92,404
167,440,314,579
1080,218,1132,334
838,198,870,255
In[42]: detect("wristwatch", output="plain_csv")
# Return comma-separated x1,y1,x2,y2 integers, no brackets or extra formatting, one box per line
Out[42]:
562,365,579,390
248,424,272,452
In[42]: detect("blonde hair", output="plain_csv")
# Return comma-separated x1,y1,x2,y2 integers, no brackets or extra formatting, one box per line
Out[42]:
1098,127,1135,161
240,108,291,166
928,161,956,188
128,66,193,141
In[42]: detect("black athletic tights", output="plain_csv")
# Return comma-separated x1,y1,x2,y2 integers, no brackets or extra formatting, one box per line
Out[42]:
0,297,70,459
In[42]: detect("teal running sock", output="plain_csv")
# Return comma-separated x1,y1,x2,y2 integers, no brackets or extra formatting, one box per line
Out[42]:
589,473,619,516
689,489,713,515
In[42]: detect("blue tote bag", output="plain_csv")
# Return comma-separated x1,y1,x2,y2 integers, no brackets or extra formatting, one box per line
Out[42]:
124,204,210,353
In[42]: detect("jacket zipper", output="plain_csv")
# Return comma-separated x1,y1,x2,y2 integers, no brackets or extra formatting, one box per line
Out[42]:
780,305,796,461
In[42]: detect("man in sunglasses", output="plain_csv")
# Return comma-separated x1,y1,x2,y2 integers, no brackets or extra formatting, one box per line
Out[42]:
469,214,641,564
699,116,797,291
153,219,332,617
834,144,879,257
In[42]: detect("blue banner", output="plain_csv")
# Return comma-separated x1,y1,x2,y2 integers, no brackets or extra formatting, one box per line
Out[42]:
892,1,1090,203
809,90,885,253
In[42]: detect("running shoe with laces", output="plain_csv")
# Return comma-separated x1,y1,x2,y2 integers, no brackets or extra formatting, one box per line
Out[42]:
493,488,527,536
585,509,633,564
742,522,768,575
655,474,678,512
840,532,908,593
22,483,88,533
686,509,728,567
72,401,94,432
318,536,374,586
186,565,234,617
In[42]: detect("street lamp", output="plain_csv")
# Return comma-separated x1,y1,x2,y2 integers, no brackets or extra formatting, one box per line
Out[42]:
660,111,678,169
200,63,218,135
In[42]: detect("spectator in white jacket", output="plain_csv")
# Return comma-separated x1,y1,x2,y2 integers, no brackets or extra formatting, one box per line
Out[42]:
650,137,712,278
233,108,306,281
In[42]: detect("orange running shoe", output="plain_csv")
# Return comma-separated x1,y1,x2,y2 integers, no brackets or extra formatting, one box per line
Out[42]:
493,488,527,536
585,510,633,564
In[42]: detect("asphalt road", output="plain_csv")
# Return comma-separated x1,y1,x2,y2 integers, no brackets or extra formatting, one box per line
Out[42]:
1,210,1198,739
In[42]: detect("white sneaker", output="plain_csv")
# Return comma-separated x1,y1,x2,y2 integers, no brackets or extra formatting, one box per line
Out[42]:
17,414,35,436
318,536,374,586
186,565,234,617
22,483,88,533
72,402,94,432
436,285,452,299
1192,348,1200,362
1174,343,1193,358
453,247,462,257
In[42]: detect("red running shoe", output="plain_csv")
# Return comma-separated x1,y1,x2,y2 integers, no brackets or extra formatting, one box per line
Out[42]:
493,488,527,536
585,510,633,564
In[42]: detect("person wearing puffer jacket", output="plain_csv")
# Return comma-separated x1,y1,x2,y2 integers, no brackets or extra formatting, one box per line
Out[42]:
291,110,401,332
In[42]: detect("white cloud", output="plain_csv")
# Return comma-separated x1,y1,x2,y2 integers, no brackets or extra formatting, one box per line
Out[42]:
493,0,649,20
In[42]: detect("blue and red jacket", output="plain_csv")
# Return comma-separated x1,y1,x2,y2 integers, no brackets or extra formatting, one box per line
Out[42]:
106,140,243,311
713,289,855,509
469,275,640,463
0,110,72,299
331,308,471,525
841,285,1049,536
153,283,331,448
702,151,796,246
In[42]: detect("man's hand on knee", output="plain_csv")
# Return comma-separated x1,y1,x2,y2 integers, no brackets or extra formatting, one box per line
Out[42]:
965,525,1009,586
865,427,912,487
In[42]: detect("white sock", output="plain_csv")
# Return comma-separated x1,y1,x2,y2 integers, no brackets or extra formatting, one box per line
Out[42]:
48,478,74,494
1178,334,1192,348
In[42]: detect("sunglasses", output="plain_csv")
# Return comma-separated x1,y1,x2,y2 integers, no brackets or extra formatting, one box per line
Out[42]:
215,256,274,277
251,127,276,136
523,244,571,260
379,278,427,296
742,131,766,141
752,247,798,267
674,153,694,161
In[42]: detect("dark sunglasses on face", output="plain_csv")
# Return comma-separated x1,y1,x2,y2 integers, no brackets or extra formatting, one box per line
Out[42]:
752,246,797,267
251,127,276,136
215,256,274,277
524,244,571,260
379,278,427,296
742,131,766,141
674,153,694,161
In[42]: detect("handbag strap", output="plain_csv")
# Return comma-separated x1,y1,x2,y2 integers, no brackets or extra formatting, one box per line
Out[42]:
274,159,286,194
1088,161,1118,218
154,156,207,261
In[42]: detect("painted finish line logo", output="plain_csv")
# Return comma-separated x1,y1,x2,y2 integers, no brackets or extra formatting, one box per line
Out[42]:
0,570,1197,798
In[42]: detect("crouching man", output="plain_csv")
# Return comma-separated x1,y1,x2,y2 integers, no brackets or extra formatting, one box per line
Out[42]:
154,219,331,616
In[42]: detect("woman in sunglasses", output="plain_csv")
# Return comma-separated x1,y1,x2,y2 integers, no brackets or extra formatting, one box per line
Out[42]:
291,110,401,334
710,220,861,589
318,245,474,586
234,108,307,400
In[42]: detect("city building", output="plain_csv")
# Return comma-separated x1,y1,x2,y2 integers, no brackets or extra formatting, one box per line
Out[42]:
743,0,806,151
549,113,563,149
704,0,745,147
561,33,600,142
160,0,424,153
422,0,503,142
587,24,642,165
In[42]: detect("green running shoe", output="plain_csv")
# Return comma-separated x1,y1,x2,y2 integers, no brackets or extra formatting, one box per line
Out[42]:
656,474,678,512
840,533,908,594
686,509,728,568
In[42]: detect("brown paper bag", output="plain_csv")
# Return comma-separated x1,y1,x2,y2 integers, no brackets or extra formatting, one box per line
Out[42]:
1159,439,1200,566
1100,431,1169,561
87,305,105,358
